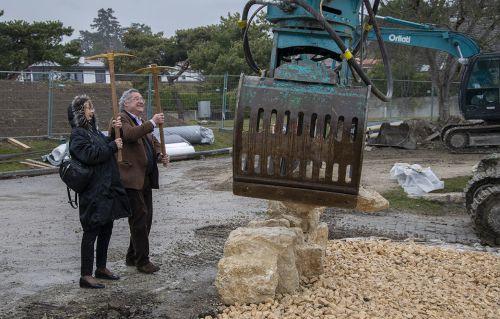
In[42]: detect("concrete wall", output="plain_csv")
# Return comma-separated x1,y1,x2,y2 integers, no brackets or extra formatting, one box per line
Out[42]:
367,95,461,120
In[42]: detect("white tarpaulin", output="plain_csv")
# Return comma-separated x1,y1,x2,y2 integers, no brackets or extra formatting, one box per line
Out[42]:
390,163,444,196
166,142,195,157
154,126,214,145
43,143,69,166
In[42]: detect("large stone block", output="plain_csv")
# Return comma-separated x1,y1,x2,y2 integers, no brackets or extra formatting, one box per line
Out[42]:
247,218,291,228
217,227,301,304
295,243,324,277
305,222,329,249
355,187,390,212
223,226,301,257
267,201,325,233
216,253,278,305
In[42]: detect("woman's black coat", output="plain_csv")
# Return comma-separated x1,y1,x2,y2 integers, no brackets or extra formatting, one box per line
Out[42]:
69,127,131,231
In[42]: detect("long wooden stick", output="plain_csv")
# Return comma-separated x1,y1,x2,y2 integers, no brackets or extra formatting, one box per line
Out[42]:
107,52,122,162
86,51,134,162
151,64,167,167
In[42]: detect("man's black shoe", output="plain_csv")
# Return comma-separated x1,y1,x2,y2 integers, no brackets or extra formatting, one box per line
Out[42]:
95,269,120,280
79,277,105,289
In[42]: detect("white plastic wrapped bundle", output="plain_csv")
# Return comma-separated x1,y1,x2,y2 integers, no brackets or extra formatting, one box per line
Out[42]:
390,163,444,196
158,126,214,144
43,143,69,166
165,142,195,157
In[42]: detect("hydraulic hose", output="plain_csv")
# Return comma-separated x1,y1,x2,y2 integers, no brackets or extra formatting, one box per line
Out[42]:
352,0,380,56
292,0,392,101
242,2,267,74
359,0,392,98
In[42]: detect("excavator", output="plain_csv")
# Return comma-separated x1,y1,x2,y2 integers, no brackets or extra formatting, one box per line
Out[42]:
362,18,500,154
232,0,500,245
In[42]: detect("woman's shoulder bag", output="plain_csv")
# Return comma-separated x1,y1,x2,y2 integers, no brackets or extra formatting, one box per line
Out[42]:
59,143,92,209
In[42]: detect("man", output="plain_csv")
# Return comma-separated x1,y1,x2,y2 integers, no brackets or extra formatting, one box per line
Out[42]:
114,88,168,274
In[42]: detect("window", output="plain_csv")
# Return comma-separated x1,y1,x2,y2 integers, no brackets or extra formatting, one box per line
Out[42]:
95,70,106,83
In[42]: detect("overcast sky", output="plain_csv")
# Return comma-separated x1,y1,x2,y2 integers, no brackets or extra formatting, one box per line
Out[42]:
1,0,249,40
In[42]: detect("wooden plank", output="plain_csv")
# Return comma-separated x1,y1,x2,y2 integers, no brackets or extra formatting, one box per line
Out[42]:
0,167,58,179
6,138,31,150
19,161,47,169
24,159,55,168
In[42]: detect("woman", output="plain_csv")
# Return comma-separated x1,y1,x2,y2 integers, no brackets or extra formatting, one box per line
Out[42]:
68,94,131,289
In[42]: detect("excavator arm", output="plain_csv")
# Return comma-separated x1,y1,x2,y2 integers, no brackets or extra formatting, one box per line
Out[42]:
360,16,481,61
366,27,480,61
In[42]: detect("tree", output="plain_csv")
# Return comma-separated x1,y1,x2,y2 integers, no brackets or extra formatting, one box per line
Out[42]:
79,8,124,55
378,0,500,122
187,12,272,75
0,18,81,71
120,23,181,72
120,12,271,75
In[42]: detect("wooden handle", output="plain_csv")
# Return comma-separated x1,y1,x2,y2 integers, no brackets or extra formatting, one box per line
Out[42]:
108,52,122,162
153,69,167,167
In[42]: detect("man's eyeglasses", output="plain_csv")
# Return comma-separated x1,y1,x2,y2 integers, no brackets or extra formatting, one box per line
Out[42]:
129,96,145,103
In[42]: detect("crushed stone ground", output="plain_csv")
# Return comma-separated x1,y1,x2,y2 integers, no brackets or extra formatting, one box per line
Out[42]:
211,239,500,319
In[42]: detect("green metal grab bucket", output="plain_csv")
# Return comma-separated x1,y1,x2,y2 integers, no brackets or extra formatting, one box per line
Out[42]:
233,74,370,207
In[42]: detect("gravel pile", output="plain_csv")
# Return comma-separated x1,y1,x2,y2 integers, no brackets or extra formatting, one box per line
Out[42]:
208,239,499,319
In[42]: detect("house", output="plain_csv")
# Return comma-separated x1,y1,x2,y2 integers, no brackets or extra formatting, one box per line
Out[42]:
22,57,110,84
160,68,204,83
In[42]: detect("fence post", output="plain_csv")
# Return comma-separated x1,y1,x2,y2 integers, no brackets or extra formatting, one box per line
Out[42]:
429,83,434,121
222,72,228,128
147,73,153,119
47,71,54,137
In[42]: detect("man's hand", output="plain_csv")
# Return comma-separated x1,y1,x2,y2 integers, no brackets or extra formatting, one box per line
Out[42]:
152,113,165,125
112,116,122,129
115,138,123,149
160,153,169,166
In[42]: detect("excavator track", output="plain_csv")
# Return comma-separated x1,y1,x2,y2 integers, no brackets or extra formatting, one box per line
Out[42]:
469,185,500,246
442,123,500,153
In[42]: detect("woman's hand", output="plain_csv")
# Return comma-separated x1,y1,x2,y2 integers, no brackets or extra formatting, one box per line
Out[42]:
115,138,123,149
112,116,122,129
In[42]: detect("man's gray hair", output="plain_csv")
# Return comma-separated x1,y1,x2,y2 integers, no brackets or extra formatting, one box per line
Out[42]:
119,88,140,112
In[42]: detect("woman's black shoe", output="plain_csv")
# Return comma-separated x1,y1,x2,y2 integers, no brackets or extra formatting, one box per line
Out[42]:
79,277,105,289
95,270,120,280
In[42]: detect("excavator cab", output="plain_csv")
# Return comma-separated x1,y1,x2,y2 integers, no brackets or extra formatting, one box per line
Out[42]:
461,54,500,122
443,53,500,151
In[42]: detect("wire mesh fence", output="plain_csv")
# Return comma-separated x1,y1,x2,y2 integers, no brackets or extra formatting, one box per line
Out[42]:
0,71,460,138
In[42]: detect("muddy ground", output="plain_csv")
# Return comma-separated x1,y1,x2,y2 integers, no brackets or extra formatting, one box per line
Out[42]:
0,144,491,319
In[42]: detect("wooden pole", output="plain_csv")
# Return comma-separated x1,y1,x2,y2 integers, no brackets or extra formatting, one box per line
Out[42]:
86,51,135,162
151,64,167,167
107,51,122,162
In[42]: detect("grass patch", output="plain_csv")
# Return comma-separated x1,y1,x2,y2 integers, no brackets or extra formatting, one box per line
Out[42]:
0,138,61,173
194,128,233,152
382,176,471,215
432,175,471,193
0,139,61,155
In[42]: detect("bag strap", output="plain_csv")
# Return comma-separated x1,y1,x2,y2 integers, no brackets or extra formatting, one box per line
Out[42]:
67,187,78,209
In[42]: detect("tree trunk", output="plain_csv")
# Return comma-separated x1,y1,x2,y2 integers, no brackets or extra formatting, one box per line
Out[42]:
166,60,190,122
438,83,449,122
169,85,185,121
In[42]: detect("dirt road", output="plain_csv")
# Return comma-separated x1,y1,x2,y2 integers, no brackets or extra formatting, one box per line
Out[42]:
0,145,489,318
